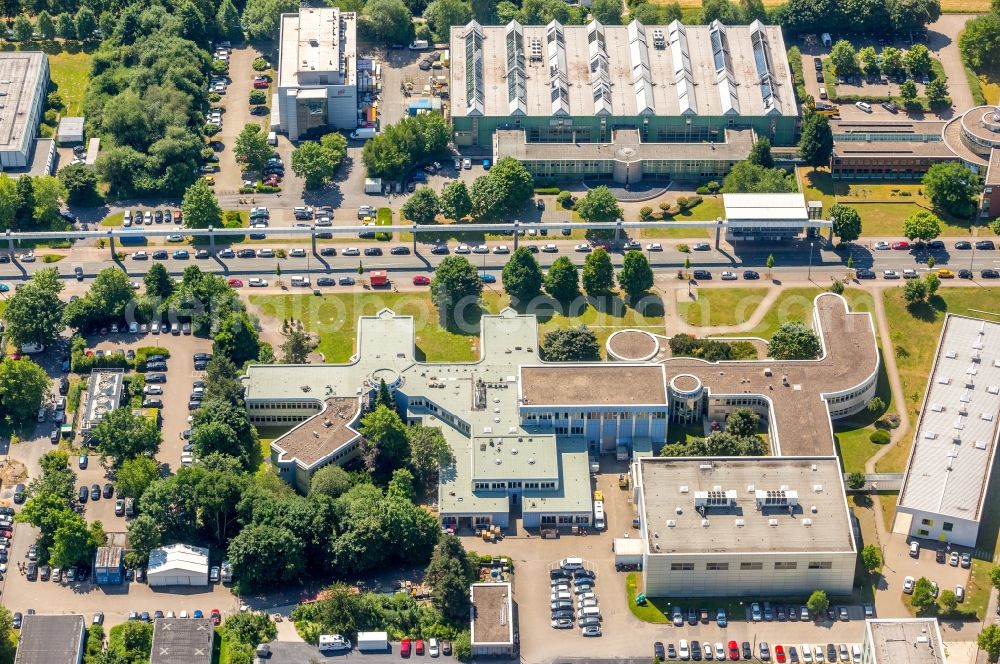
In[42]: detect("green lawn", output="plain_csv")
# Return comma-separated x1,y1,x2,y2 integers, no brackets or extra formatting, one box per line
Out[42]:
250,293,482,363
48,50,93,116
875,288,1000,472
676,287,769,327
376,207,393,241
481,291,665,358
799,169,982,237
832,351,895,474
720,287,875,340
640,224,711,240
626,572,669,623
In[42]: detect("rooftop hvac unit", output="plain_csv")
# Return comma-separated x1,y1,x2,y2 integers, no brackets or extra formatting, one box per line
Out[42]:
694,489,737,508
701,519,710,527
755,489,798,508
768,519,779,526
803,518,813,526
734,518,745,527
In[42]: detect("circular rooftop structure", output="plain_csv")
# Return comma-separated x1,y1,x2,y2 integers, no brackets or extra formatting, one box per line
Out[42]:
607,329,659,361
670,373,703,396
942,105,1000,170
367,368,403,391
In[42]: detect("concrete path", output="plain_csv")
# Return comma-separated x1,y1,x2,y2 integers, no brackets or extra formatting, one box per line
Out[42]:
927,15,977,116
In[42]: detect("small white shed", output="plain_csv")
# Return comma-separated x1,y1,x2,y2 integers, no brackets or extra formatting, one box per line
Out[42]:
147,543,209,587
613,537,643,566
56,116,84,145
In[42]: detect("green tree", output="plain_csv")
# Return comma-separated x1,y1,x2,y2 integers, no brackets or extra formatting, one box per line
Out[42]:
904,43,933,76
440,180,472,221
806,589,829,617
32,176,66,228
375,378,393,410
922,162,980,217
990,566,1000,591
903,278,928,303
881,47,904,77
3,268,64,346
502,247,543,301
618,250,654,298
541,326,599,361
766,253,775,278
13,15,33,42
0,357,49,424
978,625,1000,663
0,174,17,231
575,186,622,222
902,210,941,242
91,407,161,468
925,78,950,108
768,322,821,360
724,408,760,438
223,612,277,649
860,543,883,572
590,0,623,23
217,0,243,41
213,311,262,367
359,405,411,481
0,606,14,661
143,262,174,300
747,137,774,168
911,576,937,610
581,248,615,296
959,13,1000,73
721,161,796,193
58,163,99,205
471,157,534,219
115,457,161,501
424,0,472,41
361,0,413,44
939,589,958,613
829,203,862,243
228,523,306,589
310,465,353,499
55,12,75,39
848,471,867,490
36,11,55,39
241,0,298,41
182,178,222,229
110,621,153,662
291,141,336,191
899,79,918,105
281,329,312,363
925,272,940,295
388,467,416,501
829,40,858,76
15,175,35,228
867,396,886,415
50,511,96,568
408,425,454,495
799,113,834,169
431,256,483,319
858,46,879,77
452,632,472,661
545,256,579,301
73,6,96,39
402,187,441,225
235,124,272,173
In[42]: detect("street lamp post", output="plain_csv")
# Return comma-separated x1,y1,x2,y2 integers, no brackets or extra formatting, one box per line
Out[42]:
970,242,976,272
808,241,815,281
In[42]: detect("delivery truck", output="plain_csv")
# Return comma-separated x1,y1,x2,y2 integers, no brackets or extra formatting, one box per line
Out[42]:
351,127,378,140
357,632,389,652
364,178,383,194
370,270,388,288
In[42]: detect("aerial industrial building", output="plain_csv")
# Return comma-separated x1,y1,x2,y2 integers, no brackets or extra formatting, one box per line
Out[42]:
450,19,798,183
274,7,358,140
896,314,1000,547
0,52,49,170
244,294,878,536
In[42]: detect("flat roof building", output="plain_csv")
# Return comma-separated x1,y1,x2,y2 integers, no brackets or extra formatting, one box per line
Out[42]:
862,619,946,664
635,456,856,597
723,193,819,241
829,120,956,181
55,116,84,145
150,618,215,664
452,19,798,183
80,369,124,438
245,294,878,533
470,583,515,657
14,614,85,664
147,543,209,587
274,7,359,140
0,52,48,169
896,315,1000,547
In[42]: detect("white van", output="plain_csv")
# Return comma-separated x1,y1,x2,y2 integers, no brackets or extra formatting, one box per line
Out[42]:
577,606,601,619
319,635,351,652
550,591,572,601
290,275,310,287
801,644,813,662
855,101,873,113
818,87,827,99
559,557,585,571
267,131,277,146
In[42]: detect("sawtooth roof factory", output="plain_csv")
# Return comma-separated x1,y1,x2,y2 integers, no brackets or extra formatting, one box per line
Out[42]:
449,19,798,184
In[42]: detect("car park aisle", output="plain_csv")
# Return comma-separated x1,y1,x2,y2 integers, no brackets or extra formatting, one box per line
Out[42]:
216,46,263,194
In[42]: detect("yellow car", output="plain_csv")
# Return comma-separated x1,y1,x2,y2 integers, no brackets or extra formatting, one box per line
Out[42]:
593,490,603,502
936,269,954,278
203,175,215,186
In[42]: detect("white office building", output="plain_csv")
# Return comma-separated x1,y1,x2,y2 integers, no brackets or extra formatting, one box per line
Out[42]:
862,619,946,664
274,7,358,140
635,456,857,597
896,315,1000,547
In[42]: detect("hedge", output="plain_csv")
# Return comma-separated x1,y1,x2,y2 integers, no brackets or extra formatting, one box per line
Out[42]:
533,187,560,195
870,430,890,445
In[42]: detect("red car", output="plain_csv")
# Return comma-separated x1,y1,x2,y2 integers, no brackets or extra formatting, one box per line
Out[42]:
891,241,910,250
728,641,740,661
775,644,786,663
227,278,243,287
253,79,269,89
400,639,412,657
412,275,430,285
210,609,221,625
263,174,281,186
415,639,425,656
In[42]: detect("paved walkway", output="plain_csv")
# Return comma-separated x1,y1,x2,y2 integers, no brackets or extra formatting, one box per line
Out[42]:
927,15,977,116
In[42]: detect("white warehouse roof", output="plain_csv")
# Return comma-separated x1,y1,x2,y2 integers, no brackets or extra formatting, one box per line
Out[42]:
723,193,808,222
147,544,209,586
898,315,1000,522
